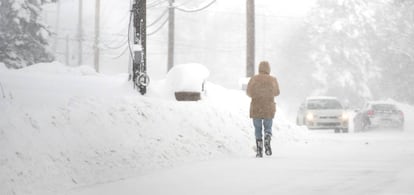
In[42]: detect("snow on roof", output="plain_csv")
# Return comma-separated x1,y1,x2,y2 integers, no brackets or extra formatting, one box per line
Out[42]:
367,99,399,105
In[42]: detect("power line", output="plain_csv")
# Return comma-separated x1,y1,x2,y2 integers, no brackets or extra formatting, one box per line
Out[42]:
148,0,168,9
101,38,128,50
204,10,304,20
173,0,216,13
100,34,128,45
127,8,134,63
148,17,169,36
111,45,129,59
173,0,193,7
147,8,168,27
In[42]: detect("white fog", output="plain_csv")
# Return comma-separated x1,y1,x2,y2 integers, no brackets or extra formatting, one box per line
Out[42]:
1,0,414,194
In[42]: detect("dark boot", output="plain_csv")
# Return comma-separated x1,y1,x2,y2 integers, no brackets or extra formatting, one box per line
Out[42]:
256,139,263,158
264,133,272,156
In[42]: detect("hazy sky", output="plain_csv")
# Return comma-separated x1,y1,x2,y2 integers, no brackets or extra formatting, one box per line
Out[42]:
44,0,317,88
255,0,317,17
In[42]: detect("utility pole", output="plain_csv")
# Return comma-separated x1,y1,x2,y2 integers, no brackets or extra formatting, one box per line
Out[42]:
131,0,149,95
246,0,255,77
94,0,100,72
78,0,83,65
167,0,175,71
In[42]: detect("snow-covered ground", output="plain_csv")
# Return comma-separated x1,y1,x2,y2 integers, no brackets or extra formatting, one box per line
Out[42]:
0,62,304,195
1,62,413,195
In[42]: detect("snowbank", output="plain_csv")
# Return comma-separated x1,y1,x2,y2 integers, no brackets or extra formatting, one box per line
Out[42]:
0,62,7,72
0,62,307,195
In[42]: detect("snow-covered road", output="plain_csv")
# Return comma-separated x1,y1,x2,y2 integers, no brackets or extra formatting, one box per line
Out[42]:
67,130,414,195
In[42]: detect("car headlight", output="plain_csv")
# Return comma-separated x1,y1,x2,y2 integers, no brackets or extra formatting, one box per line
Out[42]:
306,112,314,121
341,112,349,121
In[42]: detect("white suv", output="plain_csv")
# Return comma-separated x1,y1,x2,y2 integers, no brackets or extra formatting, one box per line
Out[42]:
296,96,349,133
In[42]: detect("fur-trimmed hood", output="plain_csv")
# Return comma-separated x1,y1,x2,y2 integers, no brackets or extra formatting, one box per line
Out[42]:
258,61,270,75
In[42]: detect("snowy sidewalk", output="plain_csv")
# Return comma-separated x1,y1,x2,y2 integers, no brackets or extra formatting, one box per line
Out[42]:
66,131,414,195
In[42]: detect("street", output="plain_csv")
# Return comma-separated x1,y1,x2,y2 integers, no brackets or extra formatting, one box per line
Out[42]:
67,129,414,195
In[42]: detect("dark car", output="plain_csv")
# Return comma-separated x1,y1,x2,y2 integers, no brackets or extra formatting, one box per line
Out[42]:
354,101,404,131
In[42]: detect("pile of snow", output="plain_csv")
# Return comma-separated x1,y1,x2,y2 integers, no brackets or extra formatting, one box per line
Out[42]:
166,63,209,92
0,62,307,195
148,63,209,100
0,62,7,72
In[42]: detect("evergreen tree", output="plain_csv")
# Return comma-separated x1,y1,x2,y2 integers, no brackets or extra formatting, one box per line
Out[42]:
0,0,56,69
374,0,414,104
306,0,414,105
306,0,382,105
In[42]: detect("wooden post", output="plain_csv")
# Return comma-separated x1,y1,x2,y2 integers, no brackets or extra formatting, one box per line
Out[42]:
167,0,175,71
246,0,255,77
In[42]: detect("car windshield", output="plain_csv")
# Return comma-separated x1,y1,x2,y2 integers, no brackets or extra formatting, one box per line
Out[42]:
372,104,397,111
307,99,342,110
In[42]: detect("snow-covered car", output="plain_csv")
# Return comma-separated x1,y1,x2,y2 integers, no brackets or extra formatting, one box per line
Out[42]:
296,96,349,133
353,101,404,131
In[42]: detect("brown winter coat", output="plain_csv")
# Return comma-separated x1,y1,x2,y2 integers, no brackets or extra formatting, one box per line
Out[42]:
246,61,280,119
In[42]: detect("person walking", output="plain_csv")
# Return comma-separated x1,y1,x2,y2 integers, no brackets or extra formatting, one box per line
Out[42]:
246,61,280,157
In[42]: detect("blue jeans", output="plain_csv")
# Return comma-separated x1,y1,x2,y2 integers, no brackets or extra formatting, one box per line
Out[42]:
253,118,273,140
